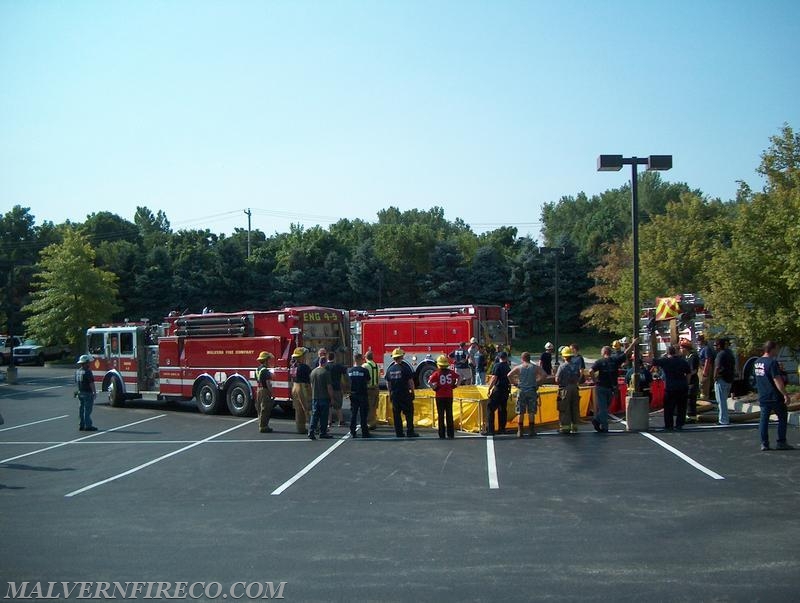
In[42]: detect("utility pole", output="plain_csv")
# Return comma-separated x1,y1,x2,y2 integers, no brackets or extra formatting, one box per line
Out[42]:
244,208,252,258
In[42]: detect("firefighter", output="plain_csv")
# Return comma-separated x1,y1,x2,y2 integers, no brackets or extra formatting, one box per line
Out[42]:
75,354,97,431
714,338,735,425
485,351,511,435
680,339,700,423
539,342,555,376
363,350,380,430
508,352,547,438
697,333,715,401
347,353,371,438
555,346,581,434
450,342,472,385
754,340,794,451
592,339,638,432
428,354,458,439
290,347,311,434
256,351,274,434
653,345,691,431
385,348,418,438
326,351,348,428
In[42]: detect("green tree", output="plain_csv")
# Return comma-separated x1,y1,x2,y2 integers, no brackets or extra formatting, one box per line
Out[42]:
0,206,58,334
706,124,800,347
134,206,172,249
347,240,387,308
639,194,733,300
468,245,512,306
22,230,120,351
581,241,632,335
422,241,466,305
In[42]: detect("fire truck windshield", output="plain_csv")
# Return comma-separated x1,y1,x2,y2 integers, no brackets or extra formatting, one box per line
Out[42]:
302,314,346,358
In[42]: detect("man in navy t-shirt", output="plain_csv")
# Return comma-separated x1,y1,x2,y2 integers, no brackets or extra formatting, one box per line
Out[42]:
754,340,794,451
485,351,511,435
347,353,371,438
385,348,418,438
653,345,691,430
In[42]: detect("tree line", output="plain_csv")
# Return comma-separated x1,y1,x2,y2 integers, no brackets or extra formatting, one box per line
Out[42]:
1,124,797,352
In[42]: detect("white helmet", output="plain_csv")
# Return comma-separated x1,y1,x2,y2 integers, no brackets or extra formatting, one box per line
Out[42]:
545,342,554,351
77,354,93,364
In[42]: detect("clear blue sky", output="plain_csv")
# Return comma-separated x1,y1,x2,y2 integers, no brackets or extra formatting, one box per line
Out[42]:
2,0,798,239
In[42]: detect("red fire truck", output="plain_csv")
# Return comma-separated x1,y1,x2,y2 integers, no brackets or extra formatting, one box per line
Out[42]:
351,305,511,387
640,293,799,388
85,307,351,416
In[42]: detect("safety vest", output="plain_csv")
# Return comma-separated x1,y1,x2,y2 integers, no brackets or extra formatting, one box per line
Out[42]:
256,364,269,386
363,360,379,387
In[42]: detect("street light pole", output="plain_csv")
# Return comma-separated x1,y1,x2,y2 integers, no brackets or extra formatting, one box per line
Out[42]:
630,158,642,390
598,154,672,395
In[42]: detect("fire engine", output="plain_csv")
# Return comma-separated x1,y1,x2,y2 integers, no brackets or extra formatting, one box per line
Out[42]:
351,305,511,387
640,293,799,387
85,307,351,415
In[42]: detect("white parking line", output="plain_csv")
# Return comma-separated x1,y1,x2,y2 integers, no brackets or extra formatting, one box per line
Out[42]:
0,385,63,398
271,434,351,496
640,432,725,480
1,438,312,445
486,436,499,489
0,415,166,464
65,418,258,497
0,414,69,432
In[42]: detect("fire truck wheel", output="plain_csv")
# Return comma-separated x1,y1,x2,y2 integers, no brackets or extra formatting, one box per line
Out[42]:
109,376,125,407
226,379,254,417
195,379,223,414
417,363,436,389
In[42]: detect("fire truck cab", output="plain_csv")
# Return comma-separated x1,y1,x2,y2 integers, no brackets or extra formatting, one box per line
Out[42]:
86,306,350,416
353,305,511,387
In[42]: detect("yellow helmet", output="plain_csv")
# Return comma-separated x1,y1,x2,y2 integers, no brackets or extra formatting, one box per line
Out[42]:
391,347,405,358
612,340,622,350
291,347,307,359
257,351,273,362
560,346,574,358
436,355,450,368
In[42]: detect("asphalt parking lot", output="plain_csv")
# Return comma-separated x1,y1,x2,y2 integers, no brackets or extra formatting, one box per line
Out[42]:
2,367,799,602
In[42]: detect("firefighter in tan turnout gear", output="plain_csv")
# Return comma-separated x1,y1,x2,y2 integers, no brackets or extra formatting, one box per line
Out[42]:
290,347,312,434
256,351,274,433
555,346,581,434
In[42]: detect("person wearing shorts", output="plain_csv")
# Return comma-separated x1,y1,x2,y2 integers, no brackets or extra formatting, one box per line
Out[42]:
326,351,348,428
508,352,546,438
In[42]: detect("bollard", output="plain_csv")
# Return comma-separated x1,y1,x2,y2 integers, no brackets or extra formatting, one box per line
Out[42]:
6,364,18,385
625,394,650,431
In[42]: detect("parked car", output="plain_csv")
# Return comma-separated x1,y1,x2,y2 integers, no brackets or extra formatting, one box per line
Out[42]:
12,339,71,366
1,335,23,365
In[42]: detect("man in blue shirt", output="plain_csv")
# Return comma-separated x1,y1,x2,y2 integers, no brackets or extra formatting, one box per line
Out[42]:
385,348,418,438
591,338,637,433
754,341,794,451
347,353,371,438
714,338,736,425
653,345,691,431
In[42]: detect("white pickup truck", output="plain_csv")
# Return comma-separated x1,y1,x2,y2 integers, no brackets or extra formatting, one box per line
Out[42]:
11,339,72,366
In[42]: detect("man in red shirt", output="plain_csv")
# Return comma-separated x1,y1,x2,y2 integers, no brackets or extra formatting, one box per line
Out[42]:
428,355,459,439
